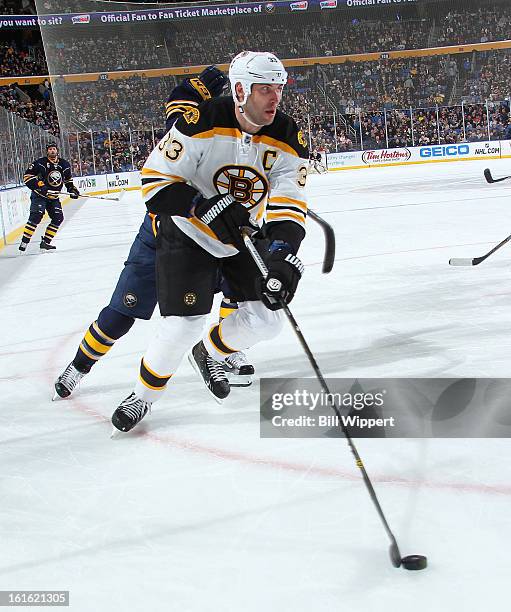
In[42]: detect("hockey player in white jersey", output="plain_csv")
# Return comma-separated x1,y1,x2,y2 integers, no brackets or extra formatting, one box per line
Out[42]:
112,51,309,433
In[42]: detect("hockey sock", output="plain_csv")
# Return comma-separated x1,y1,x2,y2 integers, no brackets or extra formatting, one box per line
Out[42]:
42,223,60,244
134,314,205,402
219,297,238,321
21,221,37,244
204,302,283,361
73,306,135,372
138,358,173,395
204,322,238,361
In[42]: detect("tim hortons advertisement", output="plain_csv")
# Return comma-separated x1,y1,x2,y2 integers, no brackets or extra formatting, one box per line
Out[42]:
361,148,412,165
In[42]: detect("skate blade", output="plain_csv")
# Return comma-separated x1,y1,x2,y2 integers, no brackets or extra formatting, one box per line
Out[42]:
226,373,253,387
110,426,122,439
187,351,226,404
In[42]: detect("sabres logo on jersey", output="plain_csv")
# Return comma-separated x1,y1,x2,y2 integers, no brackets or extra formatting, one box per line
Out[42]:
213,165,268,208
183,108,200,125
297,130,307,148
48,170,63,187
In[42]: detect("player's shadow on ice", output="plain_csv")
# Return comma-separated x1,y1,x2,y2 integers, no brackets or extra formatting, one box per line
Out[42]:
255,324,459,377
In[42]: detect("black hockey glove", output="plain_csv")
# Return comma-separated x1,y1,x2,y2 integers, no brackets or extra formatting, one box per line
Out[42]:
193,193,251,250
258,241,304,311
68,185,80,199
198,66,227,98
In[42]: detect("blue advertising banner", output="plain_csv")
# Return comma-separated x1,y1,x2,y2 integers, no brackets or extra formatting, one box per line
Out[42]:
1,0,422,29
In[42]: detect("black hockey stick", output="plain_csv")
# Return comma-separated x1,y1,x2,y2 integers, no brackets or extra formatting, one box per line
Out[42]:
484,168,511,184
64,191,127,202
449,232,511,266
308,209,336,273
243,231,403,569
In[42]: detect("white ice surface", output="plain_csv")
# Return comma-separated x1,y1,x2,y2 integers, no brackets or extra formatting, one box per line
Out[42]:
1,159,510,611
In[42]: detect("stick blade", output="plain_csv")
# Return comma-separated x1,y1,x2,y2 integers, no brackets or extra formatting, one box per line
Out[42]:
484,168,494,183
308,209,336,273
321,226,335,273
118,188,127,201
389,541,402,568
449,258,474,266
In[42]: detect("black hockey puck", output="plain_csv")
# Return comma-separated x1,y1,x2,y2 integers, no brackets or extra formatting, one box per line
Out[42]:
401,554,427,570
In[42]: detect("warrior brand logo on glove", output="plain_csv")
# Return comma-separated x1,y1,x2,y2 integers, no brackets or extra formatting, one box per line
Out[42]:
266,278,283,292
284,254,305,276
198,194,235,225
193,192,252,250
258,247,305,311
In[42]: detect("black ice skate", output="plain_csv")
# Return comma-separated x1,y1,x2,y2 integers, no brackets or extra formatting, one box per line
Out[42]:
40,239,56,251
223,351,255,387
188,340,230,402
111,392,151,433
53,362,87,399
18,242,28,253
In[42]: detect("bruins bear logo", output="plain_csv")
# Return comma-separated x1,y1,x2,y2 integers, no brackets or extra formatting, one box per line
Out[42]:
184,292,197,306
183,108,200,125
213,165,268,208
297,130,307,148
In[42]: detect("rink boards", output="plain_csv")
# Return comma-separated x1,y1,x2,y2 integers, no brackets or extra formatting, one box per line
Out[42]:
2,141,510,247
327,138,511,170
0,170,140,248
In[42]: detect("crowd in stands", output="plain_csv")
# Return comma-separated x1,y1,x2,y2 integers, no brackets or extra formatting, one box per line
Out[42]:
60,75,175,130
309,19,429,57
462,51,511,103
314,56,457,112
68,128,166,175
0,82,58,133
0,0,35,14
1,0,511,166
167,17,431,67
44,36,168,74
299,101,511,153
437,7,511,46
0,39,47,76
6,4,509,78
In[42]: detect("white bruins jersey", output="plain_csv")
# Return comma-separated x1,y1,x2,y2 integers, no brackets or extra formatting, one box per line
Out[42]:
141,96,309,257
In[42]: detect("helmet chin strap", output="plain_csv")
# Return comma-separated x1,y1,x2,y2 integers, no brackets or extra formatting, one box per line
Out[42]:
237,104,264,130
236,84,264,130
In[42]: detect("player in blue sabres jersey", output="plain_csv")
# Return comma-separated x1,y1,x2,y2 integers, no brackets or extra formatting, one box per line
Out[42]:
20,143,80,252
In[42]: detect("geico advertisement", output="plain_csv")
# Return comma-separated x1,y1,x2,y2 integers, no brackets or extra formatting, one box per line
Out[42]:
419,144,470,158
418,141,501,159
